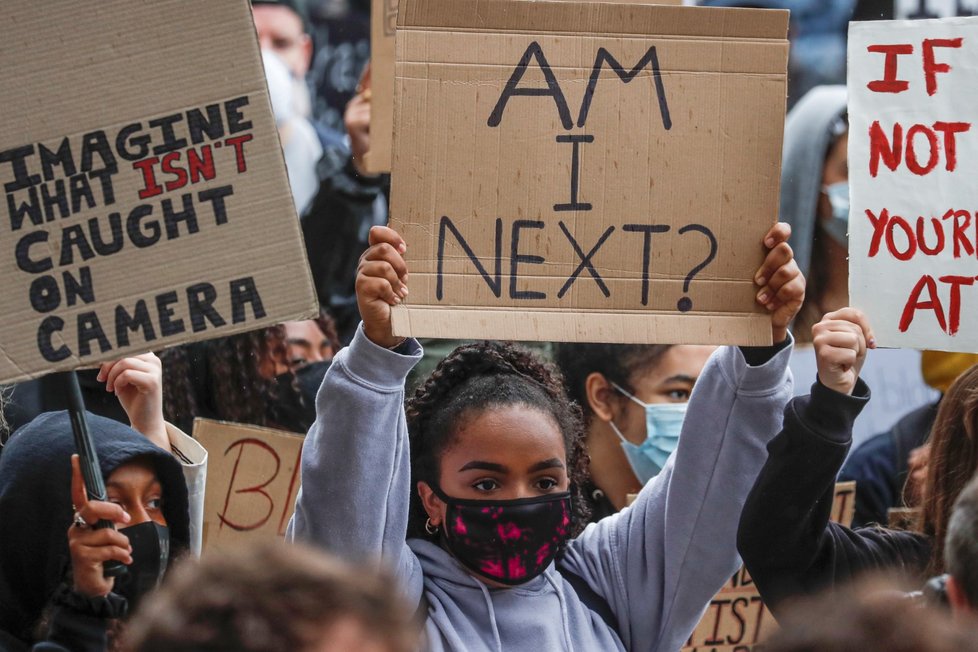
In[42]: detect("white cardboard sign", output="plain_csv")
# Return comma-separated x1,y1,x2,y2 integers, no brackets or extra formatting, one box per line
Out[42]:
849,17,978,352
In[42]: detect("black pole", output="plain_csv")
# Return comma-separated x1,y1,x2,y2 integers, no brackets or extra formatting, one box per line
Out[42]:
63,371,126,578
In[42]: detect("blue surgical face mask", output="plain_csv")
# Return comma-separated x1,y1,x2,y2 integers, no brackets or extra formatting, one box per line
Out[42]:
822,182,849,246
609,382,687,485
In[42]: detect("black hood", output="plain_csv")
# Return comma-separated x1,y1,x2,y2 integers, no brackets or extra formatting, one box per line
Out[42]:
0,411,190,643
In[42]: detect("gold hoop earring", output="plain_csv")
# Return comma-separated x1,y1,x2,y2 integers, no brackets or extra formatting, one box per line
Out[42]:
425,517,439,535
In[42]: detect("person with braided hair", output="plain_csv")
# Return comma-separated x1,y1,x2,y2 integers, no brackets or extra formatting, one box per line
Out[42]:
288,224,805,652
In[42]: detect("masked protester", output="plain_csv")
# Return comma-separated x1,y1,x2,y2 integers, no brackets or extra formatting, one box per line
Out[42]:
0,355,204,652
161,316,338,435
778,85,849,341
555,343,716,521
286,223,804,651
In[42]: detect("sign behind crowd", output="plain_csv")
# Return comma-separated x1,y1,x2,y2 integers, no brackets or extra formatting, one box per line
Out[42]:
388,0,789,345
0,1,318,384
194,418,303,551
849,16,978,351
680,482,857,651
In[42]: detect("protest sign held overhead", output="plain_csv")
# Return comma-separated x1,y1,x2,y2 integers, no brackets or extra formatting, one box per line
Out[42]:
849,16,978,352
194,418,303,551
0,0,318,384
388,0,789,345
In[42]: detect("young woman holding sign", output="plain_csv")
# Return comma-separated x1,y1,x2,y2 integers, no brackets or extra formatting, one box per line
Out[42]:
287,223,804,651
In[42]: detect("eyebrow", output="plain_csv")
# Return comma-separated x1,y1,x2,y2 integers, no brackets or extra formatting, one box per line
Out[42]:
286,337,312,347
663,374,697,384
528,458,565,473
458,461,508,473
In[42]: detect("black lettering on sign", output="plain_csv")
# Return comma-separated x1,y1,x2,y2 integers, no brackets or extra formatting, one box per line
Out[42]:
557,221,614,298
510,220,546,300
623,224,671,306
437,215,503,301
115,300,157,348
487,41,573,130
554,135,594,212
578,46,672,129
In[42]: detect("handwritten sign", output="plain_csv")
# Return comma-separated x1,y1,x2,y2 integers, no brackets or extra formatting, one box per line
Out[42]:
0,0,318,384
849,16,978,352
681,482,856,651
194,418,303,551
388,0,788,345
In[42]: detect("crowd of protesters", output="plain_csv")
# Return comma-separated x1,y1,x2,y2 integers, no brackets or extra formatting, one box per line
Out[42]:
3,1,978,651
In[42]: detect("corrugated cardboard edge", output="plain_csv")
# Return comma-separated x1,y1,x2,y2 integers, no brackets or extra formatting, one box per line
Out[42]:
392,307,772,345
398,0,789,38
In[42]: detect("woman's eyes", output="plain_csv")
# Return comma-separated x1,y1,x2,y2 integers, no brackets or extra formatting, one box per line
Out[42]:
472,479,500,492
146,497,163,511
535,477,559,491
665,388,691,401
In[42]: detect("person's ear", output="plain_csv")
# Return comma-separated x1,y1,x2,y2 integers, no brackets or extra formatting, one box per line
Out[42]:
585,372,620,423
946,574,973,619
417,482,445,527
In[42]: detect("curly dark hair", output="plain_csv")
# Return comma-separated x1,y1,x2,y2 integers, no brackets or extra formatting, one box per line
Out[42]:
405,340,591,541
125,539,417,652
161,313,340,432
554,343,673,422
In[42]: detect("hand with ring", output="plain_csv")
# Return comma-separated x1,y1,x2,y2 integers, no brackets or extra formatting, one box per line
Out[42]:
67,455,133,597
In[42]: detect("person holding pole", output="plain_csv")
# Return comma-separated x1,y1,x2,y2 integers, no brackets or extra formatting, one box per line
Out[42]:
0,354,205,652
288,223,804,651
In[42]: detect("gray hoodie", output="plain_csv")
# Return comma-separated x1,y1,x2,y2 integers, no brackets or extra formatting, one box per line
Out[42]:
288,326,793,652
779,85,848,277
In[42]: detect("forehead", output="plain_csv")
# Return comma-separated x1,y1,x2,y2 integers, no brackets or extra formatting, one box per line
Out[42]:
106,457,160,489
630,345,715,388
443,404,566,466
252,5,303,37
283,320,326,344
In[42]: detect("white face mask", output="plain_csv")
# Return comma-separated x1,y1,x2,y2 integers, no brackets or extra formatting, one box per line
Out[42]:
609,382,687,485
822,181,849,246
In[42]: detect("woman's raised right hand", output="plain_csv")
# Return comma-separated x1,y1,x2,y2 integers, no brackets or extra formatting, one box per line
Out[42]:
356,225,409,348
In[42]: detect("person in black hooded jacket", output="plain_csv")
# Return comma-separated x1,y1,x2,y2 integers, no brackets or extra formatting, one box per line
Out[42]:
0,355,205,652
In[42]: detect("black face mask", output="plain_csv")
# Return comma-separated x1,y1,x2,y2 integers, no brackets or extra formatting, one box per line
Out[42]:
113,521,169,612
295,360,330,408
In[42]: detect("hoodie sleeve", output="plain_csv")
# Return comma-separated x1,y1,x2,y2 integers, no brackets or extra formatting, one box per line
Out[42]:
166,423,207,557
737,379,931,617
286,324,425,603
561,338,793,652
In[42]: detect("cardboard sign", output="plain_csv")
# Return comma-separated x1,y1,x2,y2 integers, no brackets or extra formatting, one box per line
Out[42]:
388,0,788,345
0,1,318,384
681,482,856,651
364,0,686,175
193,418,303,551
849,17,978,352
364,0,398,173
789,346,939,449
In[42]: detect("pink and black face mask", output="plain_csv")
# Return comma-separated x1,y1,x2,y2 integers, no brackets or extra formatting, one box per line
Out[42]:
430,485,572,586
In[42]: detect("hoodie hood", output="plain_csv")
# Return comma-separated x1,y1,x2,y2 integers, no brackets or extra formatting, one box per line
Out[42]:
779,85,848,277
0,411,189,643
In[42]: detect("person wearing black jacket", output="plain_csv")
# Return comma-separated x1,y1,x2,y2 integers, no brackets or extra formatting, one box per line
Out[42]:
737,308,930,617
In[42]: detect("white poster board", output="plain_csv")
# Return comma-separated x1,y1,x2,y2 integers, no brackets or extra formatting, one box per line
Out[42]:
849,17,978,352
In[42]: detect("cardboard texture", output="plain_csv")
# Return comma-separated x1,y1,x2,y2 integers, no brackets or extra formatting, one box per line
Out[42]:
365,0,683,174
193,418,303,551
364,0,398,173
848,17,978,352
681,482,856,651
388,0,788,345
0,0,318,385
